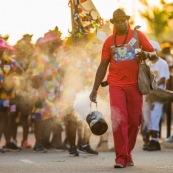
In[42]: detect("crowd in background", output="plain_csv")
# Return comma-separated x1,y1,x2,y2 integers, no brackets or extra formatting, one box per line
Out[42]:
0,25,111,155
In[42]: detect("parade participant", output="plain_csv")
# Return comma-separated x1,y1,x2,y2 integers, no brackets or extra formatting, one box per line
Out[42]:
0,38,22,151
142,41,169,151
89,8,155,168
28,28,64,152
8,34,35,149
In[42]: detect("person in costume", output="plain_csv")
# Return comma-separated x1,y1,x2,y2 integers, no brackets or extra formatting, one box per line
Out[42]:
0,38,22,152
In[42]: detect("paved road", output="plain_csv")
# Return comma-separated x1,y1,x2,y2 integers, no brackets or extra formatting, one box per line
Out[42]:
0,125,173,173
0,140,173,173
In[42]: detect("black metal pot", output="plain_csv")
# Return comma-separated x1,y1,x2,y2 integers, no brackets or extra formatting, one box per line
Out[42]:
86,111,108,136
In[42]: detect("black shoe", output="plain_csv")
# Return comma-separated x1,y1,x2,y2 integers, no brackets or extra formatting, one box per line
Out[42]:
142,142,149,150
68,147,79,156
3,142,22,151
143,140,161,151
33,144,47,153
0,147,5,153
78,145,98,155
42,141,51,149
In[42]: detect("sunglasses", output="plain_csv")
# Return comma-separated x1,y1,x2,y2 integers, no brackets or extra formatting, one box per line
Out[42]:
114,18,127,24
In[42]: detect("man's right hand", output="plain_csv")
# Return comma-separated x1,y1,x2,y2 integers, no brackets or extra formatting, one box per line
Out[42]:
136,51,148,60
89,90,98,103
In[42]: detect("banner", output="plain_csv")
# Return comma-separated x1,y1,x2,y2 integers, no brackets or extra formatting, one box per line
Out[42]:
68,0,103,38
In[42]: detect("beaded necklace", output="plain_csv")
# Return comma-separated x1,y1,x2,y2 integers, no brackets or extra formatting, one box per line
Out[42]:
114,30,129,47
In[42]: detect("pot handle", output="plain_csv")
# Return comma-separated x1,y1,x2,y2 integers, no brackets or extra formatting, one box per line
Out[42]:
90,102,98,112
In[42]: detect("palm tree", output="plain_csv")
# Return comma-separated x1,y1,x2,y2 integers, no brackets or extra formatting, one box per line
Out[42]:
139,0,172,43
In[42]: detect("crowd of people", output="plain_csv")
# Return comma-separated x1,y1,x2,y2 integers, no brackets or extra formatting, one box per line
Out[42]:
0,25,108,155
0,8,173,170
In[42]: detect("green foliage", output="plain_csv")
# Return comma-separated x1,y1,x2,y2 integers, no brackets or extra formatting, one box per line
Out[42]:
169,11,173,19
139,0,172,42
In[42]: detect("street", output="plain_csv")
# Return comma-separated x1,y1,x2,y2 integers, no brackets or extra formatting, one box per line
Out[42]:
0,123,173,173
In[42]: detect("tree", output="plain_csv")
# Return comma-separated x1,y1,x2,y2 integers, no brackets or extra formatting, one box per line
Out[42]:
139,0,173,43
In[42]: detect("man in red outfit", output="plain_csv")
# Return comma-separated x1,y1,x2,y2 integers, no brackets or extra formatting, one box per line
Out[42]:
89,8,155,168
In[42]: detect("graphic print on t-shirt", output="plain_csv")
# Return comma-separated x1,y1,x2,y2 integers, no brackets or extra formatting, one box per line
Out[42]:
110,44,136,62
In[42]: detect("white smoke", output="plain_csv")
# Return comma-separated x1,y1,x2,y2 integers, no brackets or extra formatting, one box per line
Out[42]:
73,88,111,131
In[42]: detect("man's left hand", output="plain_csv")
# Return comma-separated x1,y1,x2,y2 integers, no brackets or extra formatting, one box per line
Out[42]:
89,90,98,103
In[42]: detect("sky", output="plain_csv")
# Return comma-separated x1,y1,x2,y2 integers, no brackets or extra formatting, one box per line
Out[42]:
0,0,172,45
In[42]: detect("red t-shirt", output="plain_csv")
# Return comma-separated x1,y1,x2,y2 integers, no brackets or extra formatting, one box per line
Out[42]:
101,29,154,86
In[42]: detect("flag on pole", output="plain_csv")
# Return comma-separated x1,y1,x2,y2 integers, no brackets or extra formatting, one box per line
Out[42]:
68,0,103,38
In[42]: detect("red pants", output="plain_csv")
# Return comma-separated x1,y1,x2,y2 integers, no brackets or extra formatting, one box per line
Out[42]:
109,84,142,165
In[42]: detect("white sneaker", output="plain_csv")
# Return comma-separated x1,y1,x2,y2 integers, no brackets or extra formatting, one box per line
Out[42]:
164,137,173,143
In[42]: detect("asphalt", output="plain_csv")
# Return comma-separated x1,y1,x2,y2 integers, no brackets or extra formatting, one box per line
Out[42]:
0,122,173,173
